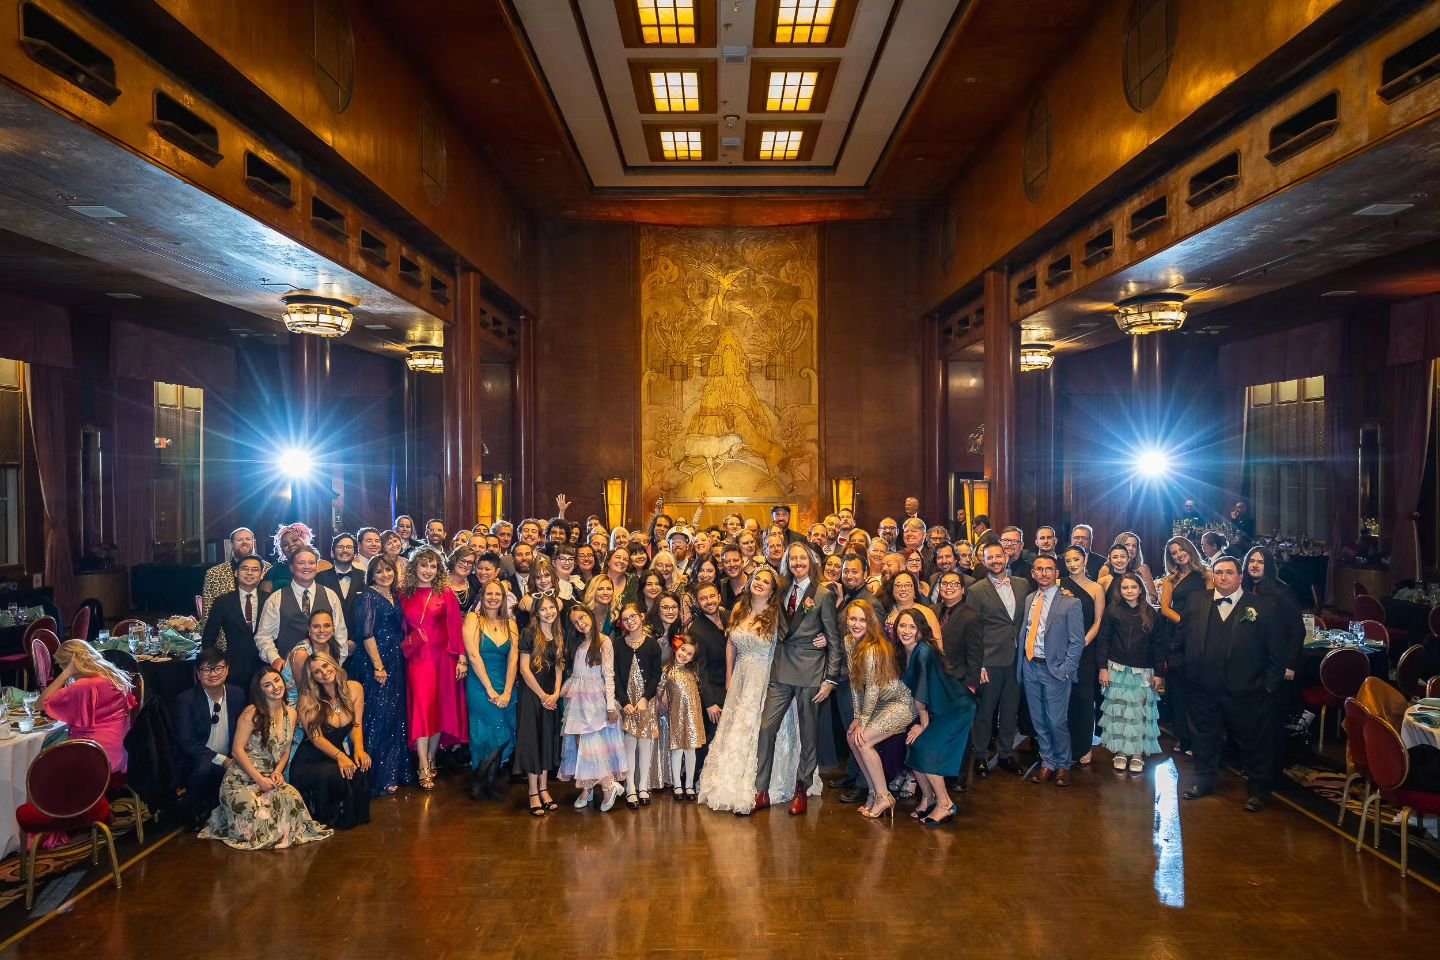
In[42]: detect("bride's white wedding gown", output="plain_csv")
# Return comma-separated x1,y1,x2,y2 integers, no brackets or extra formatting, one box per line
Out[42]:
698,621,822,813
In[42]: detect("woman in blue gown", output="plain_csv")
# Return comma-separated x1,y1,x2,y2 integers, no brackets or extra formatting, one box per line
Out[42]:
348,556,413,795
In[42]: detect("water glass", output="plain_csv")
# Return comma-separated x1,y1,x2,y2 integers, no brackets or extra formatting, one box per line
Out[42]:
1351,622,1367,646
22,691,39,718
97,629,110,644
5,603,16,621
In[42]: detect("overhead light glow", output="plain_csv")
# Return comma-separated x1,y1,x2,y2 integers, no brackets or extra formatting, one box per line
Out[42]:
650,70,700,111
281,293,354,337
766,70,818,111
1019,342,1054,372
406,345,444,374
1114,292,1188,336
276,447,314,480
1135,447,1174,480
659,129,705,160
776,0,835,43
637,0,696,44
758,129,804,160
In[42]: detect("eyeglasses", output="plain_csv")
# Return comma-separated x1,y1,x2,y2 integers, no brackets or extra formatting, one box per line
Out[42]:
198,664,228,675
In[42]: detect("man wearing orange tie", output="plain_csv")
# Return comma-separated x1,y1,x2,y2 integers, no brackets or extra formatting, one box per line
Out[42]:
1016,556,1086,786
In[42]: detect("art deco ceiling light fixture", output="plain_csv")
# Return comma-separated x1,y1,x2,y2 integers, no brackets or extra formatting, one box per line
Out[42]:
281,293,354,337
405,345,444,373
1114,292,1188,335
1019,342,1055,372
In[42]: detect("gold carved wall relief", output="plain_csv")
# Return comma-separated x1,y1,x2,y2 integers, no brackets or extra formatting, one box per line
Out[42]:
639,225,819,518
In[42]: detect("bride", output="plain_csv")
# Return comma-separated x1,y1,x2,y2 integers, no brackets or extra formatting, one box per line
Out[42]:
698,568,819,814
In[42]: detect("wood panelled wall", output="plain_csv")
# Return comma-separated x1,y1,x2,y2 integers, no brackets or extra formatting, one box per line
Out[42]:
533,219,924,530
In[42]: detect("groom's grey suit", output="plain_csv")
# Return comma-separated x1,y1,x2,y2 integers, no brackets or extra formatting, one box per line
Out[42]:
754,576,843,792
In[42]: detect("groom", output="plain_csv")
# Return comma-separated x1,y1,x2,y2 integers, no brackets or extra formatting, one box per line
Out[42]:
753,542,843,814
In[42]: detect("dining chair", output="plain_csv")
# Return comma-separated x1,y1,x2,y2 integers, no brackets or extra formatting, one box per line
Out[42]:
100,648,141,673
17,739,122,908
1302,647,1370,753
110,618,145,637
1396,644,1428,700
1354,580,1371,601
1339,698,1373,829
106,670,148,843
1353,594,1385,624
68,605,92,644
1428,603,1440,640
1429,676,1440,698
1361,718,1440,878
29,637,53,689
1356,619,1391,652
1357,675,1409,737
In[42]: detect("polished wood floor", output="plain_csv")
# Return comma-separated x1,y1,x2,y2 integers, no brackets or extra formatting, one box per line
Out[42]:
4,757,1437,959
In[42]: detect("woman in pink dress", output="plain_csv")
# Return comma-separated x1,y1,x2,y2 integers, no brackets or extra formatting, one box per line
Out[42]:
400,546,468,789
39,641,137,772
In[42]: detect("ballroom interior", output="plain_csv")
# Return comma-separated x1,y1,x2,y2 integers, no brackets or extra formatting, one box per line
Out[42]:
3,0,1440,956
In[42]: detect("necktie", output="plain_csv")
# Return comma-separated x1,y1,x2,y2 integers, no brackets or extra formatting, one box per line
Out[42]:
787,588,799,617
301,588,312,616
1025,591,1045,661
244,592,253,629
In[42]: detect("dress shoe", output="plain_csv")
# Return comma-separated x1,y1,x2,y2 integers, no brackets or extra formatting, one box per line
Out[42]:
825,775,856,790
1244,795,1269,813
838,787,867,804
973,760,991,779
1029,767,1055,783
751,791,771,812
1054,768,1071,787
996,756,1024,775
789,783,809,815
1182,786,1213,800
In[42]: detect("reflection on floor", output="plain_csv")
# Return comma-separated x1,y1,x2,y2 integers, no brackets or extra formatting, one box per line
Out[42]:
3,754,1439,959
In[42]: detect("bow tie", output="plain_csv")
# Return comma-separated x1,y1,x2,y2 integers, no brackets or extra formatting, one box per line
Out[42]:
1215,596,1234,606
992,576,1010,586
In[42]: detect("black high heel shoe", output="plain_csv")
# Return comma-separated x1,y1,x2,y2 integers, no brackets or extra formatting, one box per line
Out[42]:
909,799,935,821
527,792,547,817
921,804,957,827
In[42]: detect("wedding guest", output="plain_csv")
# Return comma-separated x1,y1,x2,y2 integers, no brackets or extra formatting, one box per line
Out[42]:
558,605,628,811
1097,573,1165,774
1017,556,1085,786
682,556,722,623
316,533,364,632
1199,531,1228,568
462,580,519,801
966,543,1031,779
349,555,413,795
719,545,749,609
1116,532,1157,598
394,515,422,550
687,583,729,776
446,546,476,613
354,527,383,571
171,649,246,828
400,547,468,790
1060,545,1106,767
844,600,915,820
661,638,706,800
201,527,270,622
901,602,978,826
1159,536,1211,758
1242,545,1306,782
884,571,941,639
41,640,136,772
256,546,349,673
202,555,265,687
584,575,619,637
1070,524,1105,579
576,545,600,584
638,570,666,617
381,530,410,581
614,602,663,809
291,653,371,829
552,547,586,601
515,594,565,816
200,668,331,850
260,522,316,594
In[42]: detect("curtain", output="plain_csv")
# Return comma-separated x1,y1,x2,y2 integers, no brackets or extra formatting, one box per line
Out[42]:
23,364,77,614
1388,295,1440,365
1218,318,1343,390
0,296,72,368
112,378,155,570
1387,360,1434,583
110,319,236,391
1324,372,1359,604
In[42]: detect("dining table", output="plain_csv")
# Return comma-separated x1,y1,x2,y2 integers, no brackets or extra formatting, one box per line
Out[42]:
1297,634,1389,689
1402,700,1440,751
0,719,69,857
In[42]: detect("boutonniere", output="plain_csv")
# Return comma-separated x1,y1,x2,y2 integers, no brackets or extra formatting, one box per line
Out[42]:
802,597,816,613
1241,607,1258,623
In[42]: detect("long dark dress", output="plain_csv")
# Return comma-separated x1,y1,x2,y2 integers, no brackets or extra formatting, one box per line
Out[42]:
1060,576,1099,760
1166,570,1208,750
903,641,976,776
291,720,372,830
349,588,413,795
513,626,563,774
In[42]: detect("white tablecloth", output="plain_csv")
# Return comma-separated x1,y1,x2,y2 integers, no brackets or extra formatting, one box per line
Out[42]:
1402,707,1440,750
0,722,68,857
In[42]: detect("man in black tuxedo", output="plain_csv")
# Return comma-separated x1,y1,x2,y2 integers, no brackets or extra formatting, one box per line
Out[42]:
1178,555,1287,811
317,532,363,638
688,583,729,777
201,555,265,687
171,649,246,829
753,544,842,815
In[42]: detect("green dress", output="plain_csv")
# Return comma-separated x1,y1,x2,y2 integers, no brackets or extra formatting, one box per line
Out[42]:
200,707,333,850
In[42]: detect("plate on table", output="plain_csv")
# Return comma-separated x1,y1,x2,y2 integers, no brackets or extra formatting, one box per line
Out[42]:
8,716,53,732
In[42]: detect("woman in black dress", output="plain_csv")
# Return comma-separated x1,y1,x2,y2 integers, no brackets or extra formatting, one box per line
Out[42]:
1060,545,1105,765
1160,535,1212,757
291,652,372,830
514,594,565,816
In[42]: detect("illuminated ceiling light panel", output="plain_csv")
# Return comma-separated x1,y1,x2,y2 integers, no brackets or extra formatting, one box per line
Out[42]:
650,70,701,111
759,129,804,160
659,130,705,160
765,70,818,111
637,0,696,45
776,0,835,44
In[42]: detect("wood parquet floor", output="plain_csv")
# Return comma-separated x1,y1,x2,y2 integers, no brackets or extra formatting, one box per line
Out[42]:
3,757,1438,960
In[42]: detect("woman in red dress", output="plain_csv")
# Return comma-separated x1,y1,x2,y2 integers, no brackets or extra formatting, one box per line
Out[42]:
400,546,468,788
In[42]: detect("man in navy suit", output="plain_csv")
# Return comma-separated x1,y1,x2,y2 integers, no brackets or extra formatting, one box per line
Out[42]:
171,649,246,829
1016,555,1086,786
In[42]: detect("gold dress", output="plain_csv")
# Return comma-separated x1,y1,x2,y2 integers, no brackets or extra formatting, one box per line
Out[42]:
663,665,706,750
851,651,916,739
620,656,660,739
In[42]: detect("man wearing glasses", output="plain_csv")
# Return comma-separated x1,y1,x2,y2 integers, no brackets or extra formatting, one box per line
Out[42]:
171,649,246,830
1000,527,1032,581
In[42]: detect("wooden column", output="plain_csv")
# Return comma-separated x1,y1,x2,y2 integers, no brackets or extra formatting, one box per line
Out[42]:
921,314,945,521
983,269,1017,527
442,268,485,528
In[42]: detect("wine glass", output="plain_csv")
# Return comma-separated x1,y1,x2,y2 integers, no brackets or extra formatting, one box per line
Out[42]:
22,690,39,719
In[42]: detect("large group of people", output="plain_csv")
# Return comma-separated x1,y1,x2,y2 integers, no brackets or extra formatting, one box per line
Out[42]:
49,495,1404,849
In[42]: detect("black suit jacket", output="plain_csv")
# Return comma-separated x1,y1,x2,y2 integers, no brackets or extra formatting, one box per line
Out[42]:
1084,551,1105,580
936,602,984,687
612,633,663,708
171,684,246,770
201,591,261,686
688,610,730,710
316,566,363,632
1179,590,1286,695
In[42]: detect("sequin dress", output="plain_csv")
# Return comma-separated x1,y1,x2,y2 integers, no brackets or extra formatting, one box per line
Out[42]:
852,649,916,738
662,664,706,750
348,588,413,794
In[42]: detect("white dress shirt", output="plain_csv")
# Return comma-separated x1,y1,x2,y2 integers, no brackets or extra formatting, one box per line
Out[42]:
255,580,348,666
237,587,259,634
205,689,230,765
988,574,1016,620
1212,587,1243,623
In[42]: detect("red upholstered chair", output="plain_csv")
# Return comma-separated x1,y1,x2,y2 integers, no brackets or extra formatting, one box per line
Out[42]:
1356,620,1390,652
1354,580,1371,600
1340,698,1373,829
111,618,145,637
1353,594,1385,622
1396,645,1428,700
68,605,91,643
17,739,122,908
0,649,29,688
1301,647,1371,753
1429,676,1440,698
31,627,59,660
21,616,57,646
1361,717,1440,878
30,637,52,689
107,671,148,844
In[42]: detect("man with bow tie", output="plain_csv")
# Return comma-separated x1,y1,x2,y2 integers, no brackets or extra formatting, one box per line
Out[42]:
317,532,364,648
1176,555,1286,811
965,542,1031,779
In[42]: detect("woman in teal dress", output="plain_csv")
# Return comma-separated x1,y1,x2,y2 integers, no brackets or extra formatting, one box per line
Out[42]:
899,606,978,827
462,580,518,801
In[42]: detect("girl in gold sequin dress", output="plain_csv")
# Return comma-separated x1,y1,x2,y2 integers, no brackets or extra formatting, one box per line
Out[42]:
661,639,706,799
